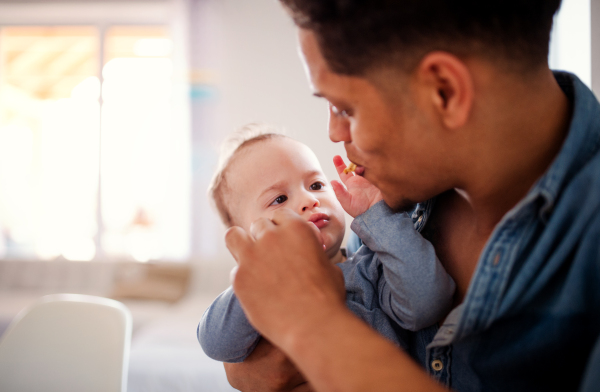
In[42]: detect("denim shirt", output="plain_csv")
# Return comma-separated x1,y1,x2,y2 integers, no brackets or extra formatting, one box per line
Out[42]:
408,72,600,391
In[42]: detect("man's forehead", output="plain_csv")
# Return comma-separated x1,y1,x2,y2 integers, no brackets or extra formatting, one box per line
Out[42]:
297,29,330,92
297,28,384,103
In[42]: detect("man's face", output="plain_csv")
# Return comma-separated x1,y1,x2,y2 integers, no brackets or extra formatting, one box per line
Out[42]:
298,29,449,210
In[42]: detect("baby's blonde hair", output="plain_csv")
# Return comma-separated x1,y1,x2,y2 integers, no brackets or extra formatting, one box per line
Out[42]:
209,123,288,227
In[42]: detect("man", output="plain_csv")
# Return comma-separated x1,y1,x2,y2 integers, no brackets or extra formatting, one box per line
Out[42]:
223,1,600,391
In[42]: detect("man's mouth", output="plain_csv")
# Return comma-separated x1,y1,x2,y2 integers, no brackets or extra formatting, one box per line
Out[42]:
346,156,365,176
308,213,329,229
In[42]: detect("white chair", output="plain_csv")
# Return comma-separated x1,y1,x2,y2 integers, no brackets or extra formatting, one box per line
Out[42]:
0,293,132,392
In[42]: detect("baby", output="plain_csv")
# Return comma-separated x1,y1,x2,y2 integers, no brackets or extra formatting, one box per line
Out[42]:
198,123,455,362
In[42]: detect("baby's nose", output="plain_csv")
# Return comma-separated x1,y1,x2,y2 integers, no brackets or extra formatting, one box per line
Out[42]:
301,195,320,212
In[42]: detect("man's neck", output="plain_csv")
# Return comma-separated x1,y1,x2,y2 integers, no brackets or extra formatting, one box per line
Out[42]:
426,66,573,304
458,67,572,234
330,249,346,264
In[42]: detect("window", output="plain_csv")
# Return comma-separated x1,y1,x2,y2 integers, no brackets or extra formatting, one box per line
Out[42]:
549,0,592,88
0,3,190,262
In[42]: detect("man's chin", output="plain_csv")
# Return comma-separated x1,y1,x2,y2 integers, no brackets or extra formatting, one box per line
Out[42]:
381,194,418,213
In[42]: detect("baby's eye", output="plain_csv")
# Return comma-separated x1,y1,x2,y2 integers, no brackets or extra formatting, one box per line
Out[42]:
270,195,288,206
309,182,324,191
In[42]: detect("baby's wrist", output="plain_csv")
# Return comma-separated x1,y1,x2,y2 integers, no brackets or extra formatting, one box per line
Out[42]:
353,200,382,219
345,207,364,219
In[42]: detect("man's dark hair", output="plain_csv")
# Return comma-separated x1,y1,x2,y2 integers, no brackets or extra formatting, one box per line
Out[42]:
280,0,563,75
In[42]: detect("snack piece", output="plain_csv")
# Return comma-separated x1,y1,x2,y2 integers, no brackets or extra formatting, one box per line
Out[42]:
343,162,357,174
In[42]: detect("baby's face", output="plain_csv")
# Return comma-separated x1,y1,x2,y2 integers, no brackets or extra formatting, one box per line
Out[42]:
227,137,345,260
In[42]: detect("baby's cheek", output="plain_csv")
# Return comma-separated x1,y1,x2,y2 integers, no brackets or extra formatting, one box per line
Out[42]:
331,217,346,244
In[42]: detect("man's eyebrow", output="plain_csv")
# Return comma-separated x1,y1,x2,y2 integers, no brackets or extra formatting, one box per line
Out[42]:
312,92,325,98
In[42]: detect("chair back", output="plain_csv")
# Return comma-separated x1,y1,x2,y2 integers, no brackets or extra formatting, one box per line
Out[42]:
0,293,132,392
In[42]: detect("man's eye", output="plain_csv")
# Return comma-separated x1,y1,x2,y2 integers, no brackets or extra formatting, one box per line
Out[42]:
270,195,288,206
309,182,324,191
330,103,350,118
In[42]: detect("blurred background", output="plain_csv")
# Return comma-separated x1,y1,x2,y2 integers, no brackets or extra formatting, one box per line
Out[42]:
0,0,597,391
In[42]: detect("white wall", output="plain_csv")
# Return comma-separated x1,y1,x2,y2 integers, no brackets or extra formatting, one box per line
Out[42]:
549,0,593,89
592,0,600,96
206,0,343,180
188,0,348,288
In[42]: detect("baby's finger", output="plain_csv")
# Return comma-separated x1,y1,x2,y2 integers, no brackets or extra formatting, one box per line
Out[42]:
331,180,353,212
333,155,350,176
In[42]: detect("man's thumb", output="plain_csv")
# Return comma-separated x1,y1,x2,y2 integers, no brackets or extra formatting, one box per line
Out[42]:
225,226,253,264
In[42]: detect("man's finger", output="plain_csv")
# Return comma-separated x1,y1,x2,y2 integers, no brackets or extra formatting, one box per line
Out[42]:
309,222,325,249
291,383,316,392
249,217,276,240
225,226,253,263
271,208,324,247
229,266,238,283
271,207,301,225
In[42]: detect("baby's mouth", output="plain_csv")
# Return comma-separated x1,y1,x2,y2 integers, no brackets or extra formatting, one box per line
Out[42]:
308,213,329,229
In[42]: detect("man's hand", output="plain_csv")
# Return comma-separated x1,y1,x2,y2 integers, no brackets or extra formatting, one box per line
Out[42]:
224,338,315,392
331,155,383,217
225,207,445,392
225,208,346,346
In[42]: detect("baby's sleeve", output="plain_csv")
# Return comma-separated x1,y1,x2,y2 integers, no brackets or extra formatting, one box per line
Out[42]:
350,200,456,331
197,286,261,363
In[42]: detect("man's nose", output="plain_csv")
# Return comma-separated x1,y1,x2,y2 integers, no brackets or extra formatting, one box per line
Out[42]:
328,106,351,143
300,193,320,213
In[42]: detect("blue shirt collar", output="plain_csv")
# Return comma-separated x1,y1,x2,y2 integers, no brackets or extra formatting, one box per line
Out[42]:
529,72,600,221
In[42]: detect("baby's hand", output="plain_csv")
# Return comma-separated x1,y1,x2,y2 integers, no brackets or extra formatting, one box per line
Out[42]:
331,155,383,218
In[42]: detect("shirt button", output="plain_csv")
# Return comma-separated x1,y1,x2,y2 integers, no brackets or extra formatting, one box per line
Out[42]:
431,359,444,371
493,253,501,266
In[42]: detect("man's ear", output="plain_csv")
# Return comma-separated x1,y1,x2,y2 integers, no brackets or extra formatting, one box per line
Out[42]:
415,52,474,130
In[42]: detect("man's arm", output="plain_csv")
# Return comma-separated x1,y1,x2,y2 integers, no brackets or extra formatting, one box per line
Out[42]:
224,338,314,392
226,208,448,392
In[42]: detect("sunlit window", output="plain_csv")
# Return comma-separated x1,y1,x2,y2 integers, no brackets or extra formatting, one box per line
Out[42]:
101,26,175,262
0,25,188,262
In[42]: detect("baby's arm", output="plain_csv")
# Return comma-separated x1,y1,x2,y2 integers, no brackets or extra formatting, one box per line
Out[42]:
197,287,260,363
332,156,454,331
198,269,407,362
351,201,455,331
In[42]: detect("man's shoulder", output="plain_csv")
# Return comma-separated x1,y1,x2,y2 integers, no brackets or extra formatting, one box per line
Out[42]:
550,150,600,283
551,149,600,245
563,147,600,210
